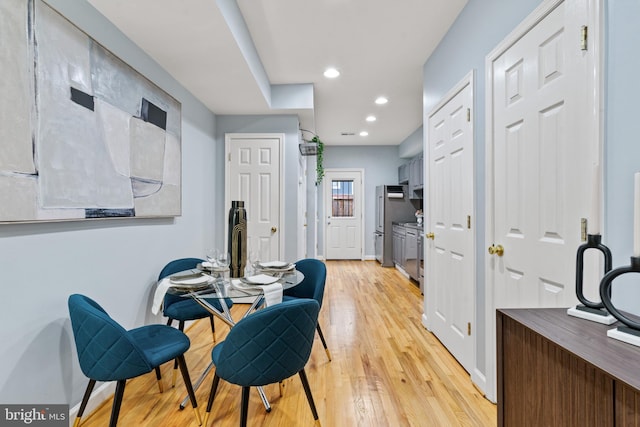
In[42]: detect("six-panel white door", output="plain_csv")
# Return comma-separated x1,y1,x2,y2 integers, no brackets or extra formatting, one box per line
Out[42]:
485,0,601,401
226,134,282,261
426,76,475,374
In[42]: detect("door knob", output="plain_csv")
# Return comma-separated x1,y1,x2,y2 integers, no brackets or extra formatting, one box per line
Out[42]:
271,226,277,233
488,244,504,256
426,232,435,240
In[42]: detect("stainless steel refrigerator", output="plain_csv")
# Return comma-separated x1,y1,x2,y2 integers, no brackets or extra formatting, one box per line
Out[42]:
374,185,417,267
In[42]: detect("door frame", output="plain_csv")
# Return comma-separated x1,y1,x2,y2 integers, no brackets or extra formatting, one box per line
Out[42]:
483,0,604,402
322,168,365,260
424,69,476,374
224,133,285,260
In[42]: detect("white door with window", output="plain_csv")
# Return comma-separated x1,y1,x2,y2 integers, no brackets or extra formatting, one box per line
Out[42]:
225,133,283,261
323,169,363,260
426,72,475,374
484,0,602,401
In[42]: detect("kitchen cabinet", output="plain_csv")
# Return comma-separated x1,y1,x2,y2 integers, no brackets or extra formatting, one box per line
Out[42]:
398,163,409,184
392,225,405,267
392,223,422,283
404,227,418,280
408,153,423,198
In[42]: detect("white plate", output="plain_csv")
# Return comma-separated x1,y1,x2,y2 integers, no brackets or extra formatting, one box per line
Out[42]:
170,274,211,286
259,261,290,268
243,274,280,285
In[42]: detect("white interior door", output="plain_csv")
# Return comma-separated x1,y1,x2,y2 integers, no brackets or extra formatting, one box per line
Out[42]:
225,133,283,261
426,72,475,374
484,0,602,401
323,169,363,260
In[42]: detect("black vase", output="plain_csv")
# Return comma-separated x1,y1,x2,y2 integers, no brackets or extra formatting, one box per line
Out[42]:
228,201,247,278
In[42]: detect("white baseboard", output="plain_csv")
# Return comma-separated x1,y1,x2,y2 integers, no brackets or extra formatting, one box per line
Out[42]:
395,265,410,279
421,312,429,330
363,255,376,261
69,381,114,426
471,369,492,403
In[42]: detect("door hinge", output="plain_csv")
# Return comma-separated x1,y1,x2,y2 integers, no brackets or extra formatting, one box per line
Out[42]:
581,218,587,242
466,108,471,122
228,152,231,161
467,322,471,336
467,215,471,229
580,25,588,51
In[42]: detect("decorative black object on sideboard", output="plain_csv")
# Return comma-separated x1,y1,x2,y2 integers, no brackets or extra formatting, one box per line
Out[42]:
497,308,640,426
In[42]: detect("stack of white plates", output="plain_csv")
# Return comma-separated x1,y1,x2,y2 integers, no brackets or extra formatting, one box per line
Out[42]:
256,261,295,273
169,272,213,291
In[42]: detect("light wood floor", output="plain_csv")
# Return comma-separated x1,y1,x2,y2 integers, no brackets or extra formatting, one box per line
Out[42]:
78,260,496,426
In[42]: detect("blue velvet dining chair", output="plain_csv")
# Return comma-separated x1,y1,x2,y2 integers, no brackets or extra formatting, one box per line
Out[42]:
68,294,201,427
203,299,322,427
159,257,233,386
282,258,332,361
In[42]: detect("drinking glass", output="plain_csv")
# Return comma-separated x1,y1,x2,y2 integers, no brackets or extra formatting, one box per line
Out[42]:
217,251,230,269
247,248,260,276
206,248,219,267
217,252,230,283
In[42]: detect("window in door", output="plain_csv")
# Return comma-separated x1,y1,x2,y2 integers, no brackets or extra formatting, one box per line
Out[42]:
331,180,354,217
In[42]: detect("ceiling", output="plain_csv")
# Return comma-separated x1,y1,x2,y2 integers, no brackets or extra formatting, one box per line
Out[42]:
87,0,467,146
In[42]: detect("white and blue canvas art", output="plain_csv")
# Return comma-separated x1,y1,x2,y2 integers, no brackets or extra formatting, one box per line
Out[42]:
0,0,181,223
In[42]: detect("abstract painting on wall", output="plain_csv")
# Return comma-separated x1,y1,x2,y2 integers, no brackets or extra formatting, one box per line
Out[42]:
0,0,181,223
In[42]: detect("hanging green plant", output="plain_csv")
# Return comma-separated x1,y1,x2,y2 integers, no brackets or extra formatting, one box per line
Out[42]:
313,136,325,185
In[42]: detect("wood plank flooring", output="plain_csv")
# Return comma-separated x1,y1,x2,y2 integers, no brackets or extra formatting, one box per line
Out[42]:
77,260,496,426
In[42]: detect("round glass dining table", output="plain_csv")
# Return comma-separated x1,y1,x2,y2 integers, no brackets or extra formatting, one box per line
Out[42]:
168,267,304,326
167,266,304,411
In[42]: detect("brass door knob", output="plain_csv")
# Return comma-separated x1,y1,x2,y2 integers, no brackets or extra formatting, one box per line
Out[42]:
271,226,277,233
488,244,504,256
426,232,435,240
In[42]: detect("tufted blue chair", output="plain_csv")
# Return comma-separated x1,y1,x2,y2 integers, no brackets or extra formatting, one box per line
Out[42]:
68,294,201,427
159,257,233,386
203,299,321,427
282,258,331,361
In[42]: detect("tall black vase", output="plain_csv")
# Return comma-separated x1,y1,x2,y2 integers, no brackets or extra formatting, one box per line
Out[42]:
228,201,247,278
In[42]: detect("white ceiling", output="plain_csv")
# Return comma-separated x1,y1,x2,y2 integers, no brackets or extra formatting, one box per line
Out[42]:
87,0,467,146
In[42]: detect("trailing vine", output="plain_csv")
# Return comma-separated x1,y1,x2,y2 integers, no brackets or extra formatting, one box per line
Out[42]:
313,136,325,185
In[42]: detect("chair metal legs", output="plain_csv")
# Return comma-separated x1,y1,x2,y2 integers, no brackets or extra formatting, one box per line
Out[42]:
299,369,321,426
316,324,332,361
154,367,164,393
208,315,216,343
203,373,220,427
204,371,320,427
108,380,126,427
73,379,96,427
240,386,251,427
176,354,202,426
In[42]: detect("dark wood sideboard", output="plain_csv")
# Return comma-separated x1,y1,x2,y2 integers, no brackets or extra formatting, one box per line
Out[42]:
497,308,640,426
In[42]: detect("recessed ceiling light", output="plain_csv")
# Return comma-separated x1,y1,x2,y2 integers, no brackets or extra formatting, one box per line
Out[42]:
323,68,340,78
360,131,369,137
375,97,388,105
366,115,376,122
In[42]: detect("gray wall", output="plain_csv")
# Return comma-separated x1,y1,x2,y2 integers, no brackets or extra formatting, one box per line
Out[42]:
604,0,640,311
215,115,302,262
320,145,407,258
0,0,220,405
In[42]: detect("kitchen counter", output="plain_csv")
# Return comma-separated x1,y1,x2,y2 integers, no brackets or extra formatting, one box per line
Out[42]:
391,222,423,286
